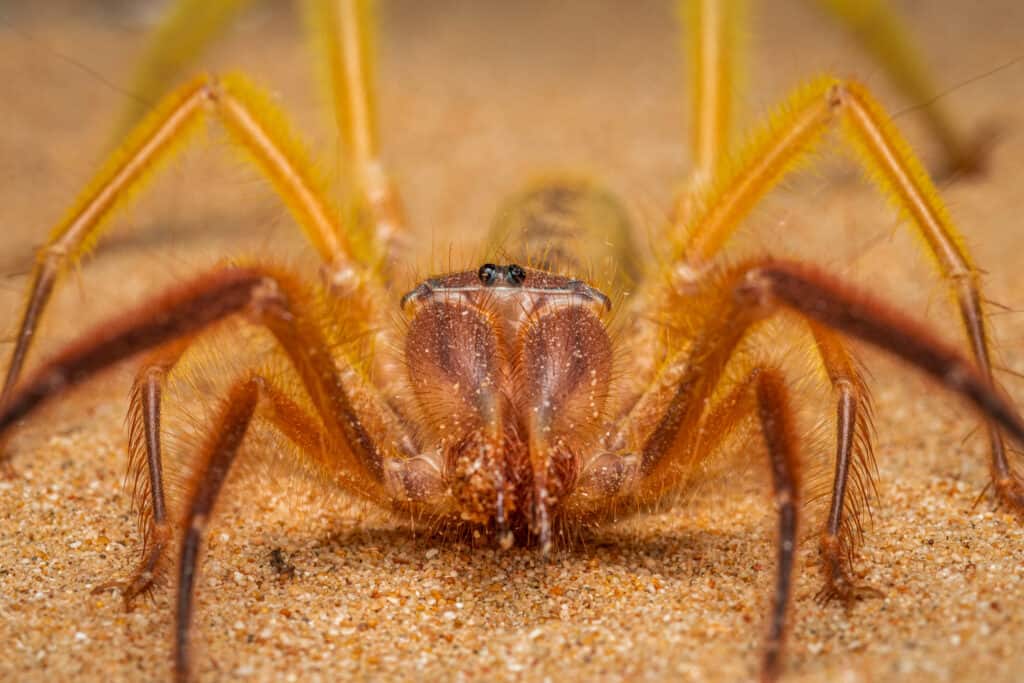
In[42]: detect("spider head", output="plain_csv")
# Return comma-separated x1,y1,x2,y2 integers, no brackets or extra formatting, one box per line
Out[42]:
401,264,613,548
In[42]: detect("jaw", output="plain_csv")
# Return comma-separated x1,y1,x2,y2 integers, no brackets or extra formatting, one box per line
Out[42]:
399,263,614,553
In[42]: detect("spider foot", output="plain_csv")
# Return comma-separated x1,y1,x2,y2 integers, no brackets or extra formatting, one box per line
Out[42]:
91,539,166,611
1,458,16,480
993,473,1024,518
815,553,882,607
92,568,159,611
814,576,883,608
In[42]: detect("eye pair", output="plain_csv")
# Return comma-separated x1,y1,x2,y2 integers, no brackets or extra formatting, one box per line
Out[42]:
477,263,527,286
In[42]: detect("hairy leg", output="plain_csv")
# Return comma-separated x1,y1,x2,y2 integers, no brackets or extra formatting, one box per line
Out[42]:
172,373,262,682
649,14,997,579
810,0,987,175
92,342,190,607
1,68,384,407
804,322,881,603
0,264,414,502
632,259,1022,495
754,368,803,683
584,257,1024,507
677,0,984,185
113,0,405,260
582,360,804,683
578,256,1024,678
1,267,266,436
0,264,455,681
99,339,341,608
662,75,1016,511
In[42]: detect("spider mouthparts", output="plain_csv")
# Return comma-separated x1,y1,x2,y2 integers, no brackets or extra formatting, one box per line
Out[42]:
495,488,513,550
534,486,553,556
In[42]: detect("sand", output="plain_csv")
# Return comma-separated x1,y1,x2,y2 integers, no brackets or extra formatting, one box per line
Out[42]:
1,1,1023,681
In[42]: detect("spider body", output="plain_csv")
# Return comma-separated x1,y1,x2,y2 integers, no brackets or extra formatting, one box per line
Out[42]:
2,2,1023,682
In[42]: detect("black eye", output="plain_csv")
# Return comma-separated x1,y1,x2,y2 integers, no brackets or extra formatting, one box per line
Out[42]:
506,264,526,285
478,263,499,285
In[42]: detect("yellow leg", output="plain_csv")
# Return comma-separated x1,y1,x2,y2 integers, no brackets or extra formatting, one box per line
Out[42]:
811,0,985,175
678,0,984,180
115,0,405,259
668,75,1016,509
1,72,376,405
679,0,747,183
305,0,407,259
113,0,255,138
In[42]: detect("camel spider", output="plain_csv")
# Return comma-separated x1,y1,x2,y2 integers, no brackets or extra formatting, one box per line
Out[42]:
1,2,1021,681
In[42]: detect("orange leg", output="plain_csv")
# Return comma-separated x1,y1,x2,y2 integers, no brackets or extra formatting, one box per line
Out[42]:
97,337,335,608
656,259,1022,489
643,363,807,683
804,323,880,603
0,267,266,436
111,0,254,136
166,369,365,681
173,373,261,682
584,259,1024,504
678,0,746,183
753,368,803,683
580,257,1024,681
585,361,805,683
91,342,191,606
0,265,411,501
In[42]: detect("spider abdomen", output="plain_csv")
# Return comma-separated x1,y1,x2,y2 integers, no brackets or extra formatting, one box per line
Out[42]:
487,177,640,287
